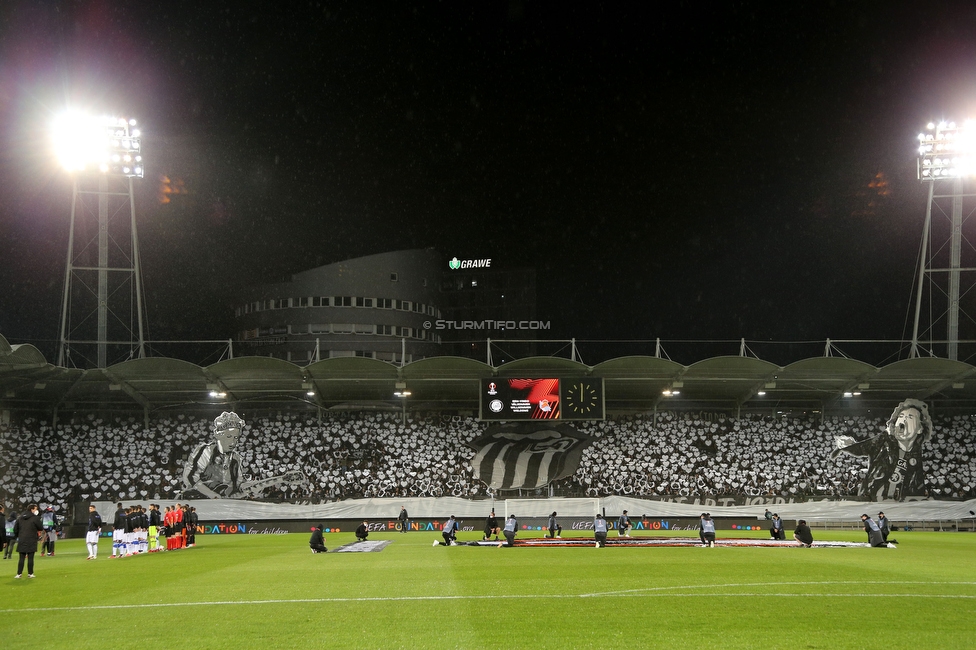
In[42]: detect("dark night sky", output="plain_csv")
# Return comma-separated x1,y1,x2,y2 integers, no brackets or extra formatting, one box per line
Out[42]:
3,1,976,363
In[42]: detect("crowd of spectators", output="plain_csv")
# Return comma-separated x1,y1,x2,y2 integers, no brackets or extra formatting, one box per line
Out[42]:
1,409,973,512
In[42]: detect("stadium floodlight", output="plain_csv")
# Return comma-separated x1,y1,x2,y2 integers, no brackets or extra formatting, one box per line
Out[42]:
55,110,148,368
51,111,144,178
911,118,976,362
917,119,976,181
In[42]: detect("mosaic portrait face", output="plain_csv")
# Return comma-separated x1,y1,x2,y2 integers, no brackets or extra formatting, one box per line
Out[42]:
892,408,921,446
216,428,240,454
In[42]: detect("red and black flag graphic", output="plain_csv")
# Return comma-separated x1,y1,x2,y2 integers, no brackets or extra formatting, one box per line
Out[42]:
468,422,592,489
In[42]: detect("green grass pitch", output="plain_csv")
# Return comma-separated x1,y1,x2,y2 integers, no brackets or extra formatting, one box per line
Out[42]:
2,529,973,649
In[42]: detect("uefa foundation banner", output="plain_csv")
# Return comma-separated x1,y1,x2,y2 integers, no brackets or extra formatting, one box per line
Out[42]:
468,422,592,490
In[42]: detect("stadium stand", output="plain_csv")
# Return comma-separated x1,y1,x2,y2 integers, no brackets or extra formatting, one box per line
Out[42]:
1,411,973,512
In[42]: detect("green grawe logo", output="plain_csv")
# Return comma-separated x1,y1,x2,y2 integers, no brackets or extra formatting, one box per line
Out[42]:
449,257,461,270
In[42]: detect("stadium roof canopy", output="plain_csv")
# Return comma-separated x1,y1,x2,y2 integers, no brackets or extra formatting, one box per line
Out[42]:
3,333,976,415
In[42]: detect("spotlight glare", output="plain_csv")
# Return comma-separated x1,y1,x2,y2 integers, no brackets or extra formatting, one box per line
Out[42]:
51,111,145,178
918,119,976,181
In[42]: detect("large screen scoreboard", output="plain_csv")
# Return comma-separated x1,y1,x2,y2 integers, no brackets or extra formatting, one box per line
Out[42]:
479,377,605,421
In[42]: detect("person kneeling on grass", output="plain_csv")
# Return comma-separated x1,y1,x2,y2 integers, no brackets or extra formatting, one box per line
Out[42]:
547,511,562,539
355,520,369,542
793,519,813,547
434,515,459,546
701,513,716,547
483,510,500,541
861,514,887,547
594,513,608,548
309,525,327,554
617,510,632,538
501,514,518,547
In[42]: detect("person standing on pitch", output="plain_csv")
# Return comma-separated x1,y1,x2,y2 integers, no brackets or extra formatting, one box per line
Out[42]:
40,506,58,556
0,506,5,559
547,511,562,539
701,513,716,547
86,505,102,559
148,504,160,552
594,513,609,547
13,504,43,578
502,514,518,547
186,507,199,547
397,506,409,534
111,502,125,557
3,510,16,559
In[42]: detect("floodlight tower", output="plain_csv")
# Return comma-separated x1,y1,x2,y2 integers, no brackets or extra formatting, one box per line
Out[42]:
912,119,976,360
54,113,147,368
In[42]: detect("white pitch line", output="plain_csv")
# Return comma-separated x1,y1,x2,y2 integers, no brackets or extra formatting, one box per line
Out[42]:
582,580,976,597
2,582,975,614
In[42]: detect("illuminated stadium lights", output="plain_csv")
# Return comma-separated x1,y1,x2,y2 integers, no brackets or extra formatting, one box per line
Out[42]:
56,111,148,368
51,112,145,178
912,119,976,361
662,388,680,397
917,119,976,180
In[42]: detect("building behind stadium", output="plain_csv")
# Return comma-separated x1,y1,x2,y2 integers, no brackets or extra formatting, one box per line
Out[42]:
233,248,536,364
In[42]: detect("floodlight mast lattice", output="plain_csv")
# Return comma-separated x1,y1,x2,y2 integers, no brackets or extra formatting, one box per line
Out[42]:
55,114,147,368
912,120,976,360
